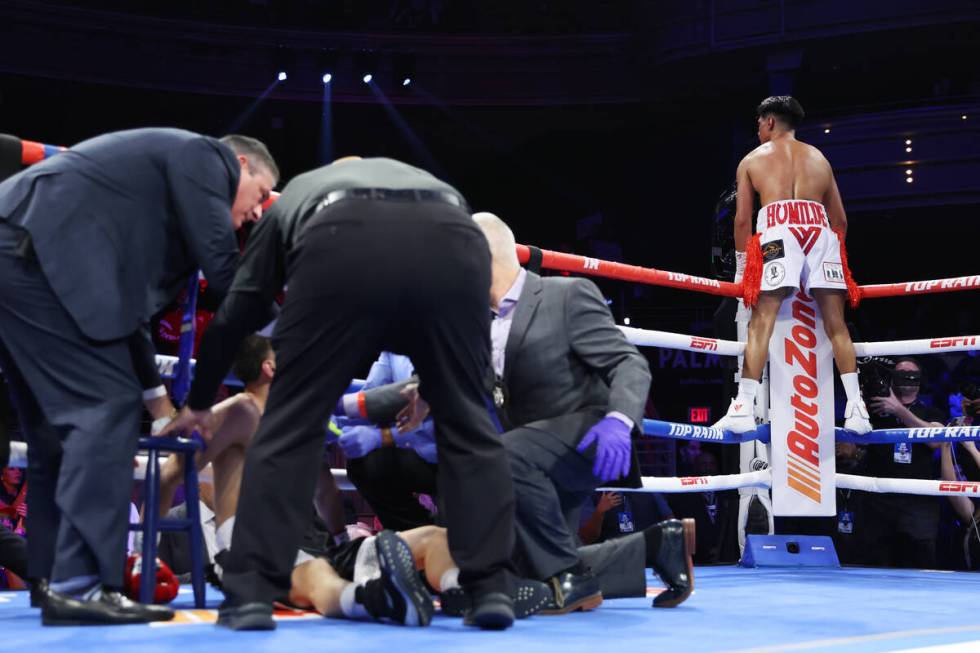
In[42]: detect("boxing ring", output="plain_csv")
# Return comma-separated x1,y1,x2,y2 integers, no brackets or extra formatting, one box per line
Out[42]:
4,137,980,652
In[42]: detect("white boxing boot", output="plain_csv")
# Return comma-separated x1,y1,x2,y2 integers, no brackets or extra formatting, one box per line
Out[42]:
844,399,872,434
712,398,757,434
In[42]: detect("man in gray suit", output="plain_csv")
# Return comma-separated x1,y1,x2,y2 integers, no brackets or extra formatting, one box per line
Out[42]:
0,129,277,625
473,213,695,612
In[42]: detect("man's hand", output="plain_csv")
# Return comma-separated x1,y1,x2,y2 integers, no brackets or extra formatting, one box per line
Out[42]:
396,383,430,433
14,502,26,518
577,416,632,482
869,389,904,417
158,406,213,440
595,491,623,514
338,425,383,459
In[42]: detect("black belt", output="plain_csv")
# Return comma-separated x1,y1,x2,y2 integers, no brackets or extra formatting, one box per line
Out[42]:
316,188,467,213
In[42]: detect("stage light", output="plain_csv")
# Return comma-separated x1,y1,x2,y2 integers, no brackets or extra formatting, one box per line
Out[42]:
906,177,914,183
905,147,912,153
362,74,373,84
277,71,287,82
624,317,631,326
823,128,830,134
963,115,968,120
402,77,412,87
905,169,912,175
905,139,912,145
322,73,332,84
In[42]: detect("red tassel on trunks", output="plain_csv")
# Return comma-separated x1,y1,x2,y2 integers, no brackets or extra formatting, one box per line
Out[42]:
834,228,862,308
741,233,763,308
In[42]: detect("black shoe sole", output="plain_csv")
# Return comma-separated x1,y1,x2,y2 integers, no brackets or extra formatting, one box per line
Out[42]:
376,531,433,627
41,610,149,626
217,604,276,631
464,607,514,630
653,518,696,608
539,591,603,616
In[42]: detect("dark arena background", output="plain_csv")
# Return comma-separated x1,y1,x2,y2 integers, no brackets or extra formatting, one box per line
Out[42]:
1,2,980,652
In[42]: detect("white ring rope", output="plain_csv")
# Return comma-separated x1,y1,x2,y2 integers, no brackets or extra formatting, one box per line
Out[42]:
618,328,980,358
837,473,980,498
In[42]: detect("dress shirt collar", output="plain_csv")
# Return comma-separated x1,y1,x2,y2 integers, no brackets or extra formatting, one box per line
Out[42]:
494,268,527,319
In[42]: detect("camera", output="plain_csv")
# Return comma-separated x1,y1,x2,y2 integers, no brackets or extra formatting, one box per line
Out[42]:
857,356,895,399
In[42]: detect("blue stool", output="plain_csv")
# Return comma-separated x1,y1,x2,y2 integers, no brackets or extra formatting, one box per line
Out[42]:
129,436,206,608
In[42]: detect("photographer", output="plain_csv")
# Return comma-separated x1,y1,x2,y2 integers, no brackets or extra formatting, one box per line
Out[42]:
939,385,980,569
860,356,946,568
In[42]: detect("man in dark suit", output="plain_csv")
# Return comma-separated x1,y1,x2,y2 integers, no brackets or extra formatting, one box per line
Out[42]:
0,129,278,625
166,157,519,631
473,212,694,612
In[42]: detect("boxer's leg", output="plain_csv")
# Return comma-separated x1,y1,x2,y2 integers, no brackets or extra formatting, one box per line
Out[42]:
714,288,789,433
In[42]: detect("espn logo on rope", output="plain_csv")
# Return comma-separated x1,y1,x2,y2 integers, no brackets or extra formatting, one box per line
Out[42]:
929,336,978,349
784,291,823,504
690,337,719,351
939,482,980,494
764,200,829,229
680,477,709,486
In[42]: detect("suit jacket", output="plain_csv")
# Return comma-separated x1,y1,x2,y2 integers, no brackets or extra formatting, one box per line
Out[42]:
0,128,241,341
499,272,651,483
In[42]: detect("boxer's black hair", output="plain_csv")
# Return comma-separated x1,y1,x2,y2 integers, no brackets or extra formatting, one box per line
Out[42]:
757,96,805,129
232,335,273,385
221,134,280,184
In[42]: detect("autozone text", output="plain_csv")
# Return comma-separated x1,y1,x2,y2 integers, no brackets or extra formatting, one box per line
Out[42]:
666,272,721,288
765,200,829,229
929,336,978,349
667,423,726,441
784,291,823,504
680,477,709,486
690,337,719,351
939,482,980,494
903,276,980,293
906,426,980,440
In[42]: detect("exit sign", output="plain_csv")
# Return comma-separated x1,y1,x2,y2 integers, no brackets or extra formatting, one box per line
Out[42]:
689,407,711,423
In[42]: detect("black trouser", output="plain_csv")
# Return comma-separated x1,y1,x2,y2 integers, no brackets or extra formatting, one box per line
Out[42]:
346,447,439,532
221,198,517,604
0,236,141,588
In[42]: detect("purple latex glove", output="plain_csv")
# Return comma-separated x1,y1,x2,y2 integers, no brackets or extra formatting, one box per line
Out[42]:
576,416,632,482
338,425,383,459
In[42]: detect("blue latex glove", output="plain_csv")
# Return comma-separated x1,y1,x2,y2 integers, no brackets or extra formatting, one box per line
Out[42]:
576,416,632,482
338,425,383,459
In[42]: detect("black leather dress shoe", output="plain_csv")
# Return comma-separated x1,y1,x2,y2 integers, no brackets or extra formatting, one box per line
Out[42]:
41,588,174,626
30,578,49,608
647,518,696,608
441,578,551,619
540,570,602,615
217,602,275,631
462,592,514,630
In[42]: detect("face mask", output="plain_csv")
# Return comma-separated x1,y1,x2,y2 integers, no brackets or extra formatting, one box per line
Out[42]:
892,370,921,390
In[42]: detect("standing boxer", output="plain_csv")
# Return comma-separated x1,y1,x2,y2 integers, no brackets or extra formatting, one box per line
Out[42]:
713,97,872,435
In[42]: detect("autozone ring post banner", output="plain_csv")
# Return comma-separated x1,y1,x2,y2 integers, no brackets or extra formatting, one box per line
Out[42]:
770,290,836,516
